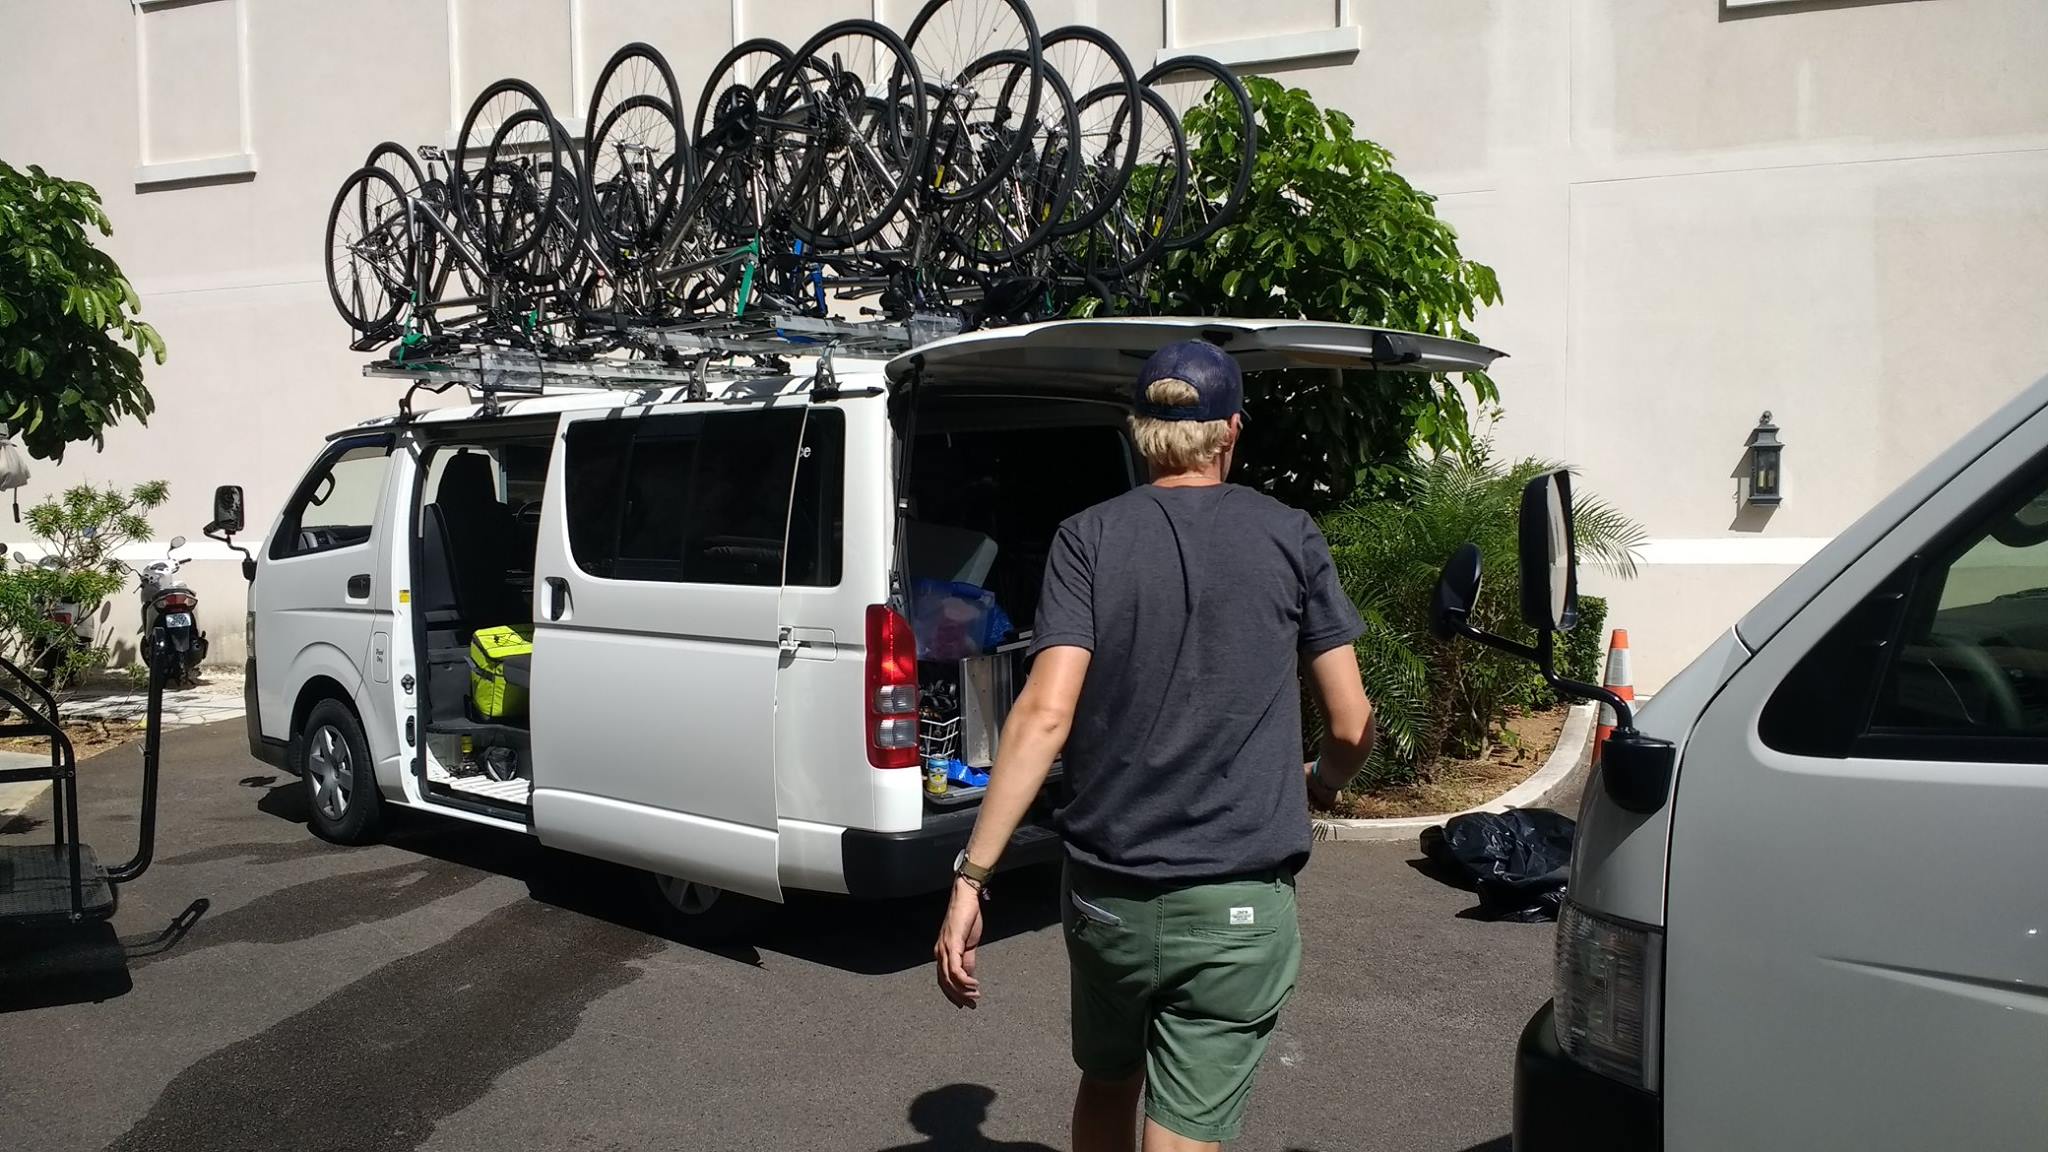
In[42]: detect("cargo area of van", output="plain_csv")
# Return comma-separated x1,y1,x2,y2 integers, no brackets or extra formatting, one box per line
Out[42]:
898,394,1137,802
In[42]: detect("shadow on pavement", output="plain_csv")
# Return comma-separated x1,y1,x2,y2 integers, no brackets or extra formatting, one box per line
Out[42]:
873,1083,1058,1152
239,777,1061,977
0,898,208,1013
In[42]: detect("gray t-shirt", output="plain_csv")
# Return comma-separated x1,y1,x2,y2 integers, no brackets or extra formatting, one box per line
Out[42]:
1029,483,1365,882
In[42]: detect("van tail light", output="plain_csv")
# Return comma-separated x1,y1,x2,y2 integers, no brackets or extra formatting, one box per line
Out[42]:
157,592,197,612
865,604,919,768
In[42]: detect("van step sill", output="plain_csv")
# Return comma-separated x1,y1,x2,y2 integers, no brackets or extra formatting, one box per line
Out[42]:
426,760,533,807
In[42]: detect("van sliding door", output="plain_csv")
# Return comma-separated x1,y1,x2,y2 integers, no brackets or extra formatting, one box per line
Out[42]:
527,402,807,902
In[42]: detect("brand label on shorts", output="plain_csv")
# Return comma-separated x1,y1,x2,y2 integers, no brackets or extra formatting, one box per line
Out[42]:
1229,907,1255,925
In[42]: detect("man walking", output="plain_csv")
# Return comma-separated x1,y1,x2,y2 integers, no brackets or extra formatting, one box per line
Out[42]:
934,340,1376,1151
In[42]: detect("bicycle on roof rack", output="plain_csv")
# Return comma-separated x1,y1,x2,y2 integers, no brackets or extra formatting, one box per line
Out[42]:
321,0,1258,362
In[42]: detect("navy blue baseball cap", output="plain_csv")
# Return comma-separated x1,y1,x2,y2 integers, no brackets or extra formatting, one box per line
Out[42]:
1131,340,1245,422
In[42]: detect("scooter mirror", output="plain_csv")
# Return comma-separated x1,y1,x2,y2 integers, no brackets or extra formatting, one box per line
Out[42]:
169,535,187,550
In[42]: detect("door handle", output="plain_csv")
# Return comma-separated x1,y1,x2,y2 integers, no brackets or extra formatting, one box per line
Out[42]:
347,574,371,598
544,577,570,621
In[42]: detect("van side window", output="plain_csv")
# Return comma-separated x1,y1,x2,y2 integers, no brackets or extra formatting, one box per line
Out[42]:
1761,466,2048,760
270,441,391,559
562,408,842,587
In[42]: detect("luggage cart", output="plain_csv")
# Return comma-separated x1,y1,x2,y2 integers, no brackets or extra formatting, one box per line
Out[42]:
0,631,175,929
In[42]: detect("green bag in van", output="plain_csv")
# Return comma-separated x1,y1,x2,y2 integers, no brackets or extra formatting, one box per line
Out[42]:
469,624,533,720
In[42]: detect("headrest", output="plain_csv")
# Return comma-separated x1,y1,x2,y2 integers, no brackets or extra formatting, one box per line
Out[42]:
436,453,498,511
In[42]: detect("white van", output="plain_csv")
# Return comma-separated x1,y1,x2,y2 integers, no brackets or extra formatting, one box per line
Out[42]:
226,317,1500,931
1433,381,2048,1150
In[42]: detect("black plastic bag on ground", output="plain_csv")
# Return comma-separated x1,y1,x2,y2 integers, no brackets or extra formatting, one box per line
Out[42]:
1418,808,1576,922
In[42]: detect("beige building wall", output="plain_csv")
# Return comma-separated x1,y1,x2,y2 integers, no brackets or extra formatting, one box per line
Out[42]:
1,0,2045,685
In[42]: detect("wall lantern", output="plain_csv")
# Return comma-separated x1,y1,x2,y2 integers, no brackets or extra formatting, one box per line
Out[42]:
1745,412,1783,507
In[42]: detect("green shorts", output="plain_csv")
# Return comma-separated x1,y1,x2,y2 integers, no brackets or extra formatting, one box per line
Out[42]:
1062,859,1302,1143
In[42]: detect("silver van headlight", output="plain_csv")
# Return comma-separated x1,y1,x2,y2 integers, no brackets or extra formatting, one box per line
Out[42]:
1554,899,1663,1090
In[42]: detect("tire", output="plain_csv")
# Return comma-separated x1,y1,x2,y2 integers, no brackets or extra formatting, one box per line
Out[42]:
948,49,1079,266
454,78,565,262
1044,26,1142,237
1142,54,1256,251
643,872,762,944
323,166,412,333
295,698,385,845
583,42,692,247
904,0,1043,204
695,38,795,155
773,19,929,252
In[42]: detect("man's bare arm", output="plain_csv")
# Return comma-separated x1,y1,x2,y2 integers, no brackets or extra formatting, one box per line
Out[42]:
1304,644,1374,801
959,645,1092,870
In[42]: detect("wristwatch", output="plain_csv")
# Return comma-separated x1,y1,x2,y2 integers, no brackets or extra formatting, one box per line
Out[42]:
952,849,994,888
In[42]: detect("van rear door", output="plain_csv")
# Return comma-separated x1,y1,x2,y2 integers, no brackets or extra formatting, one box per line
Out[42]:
527,399,809,903
884,317,1505,393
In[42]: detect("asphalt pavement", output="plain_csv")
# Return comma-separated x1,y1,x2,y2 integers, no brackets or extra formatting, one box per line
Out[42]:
0,723,1550,1151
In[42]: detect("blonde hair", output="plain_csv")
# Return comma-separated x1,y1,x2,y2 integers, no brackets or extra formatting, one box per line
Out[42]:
1129,378,1233,474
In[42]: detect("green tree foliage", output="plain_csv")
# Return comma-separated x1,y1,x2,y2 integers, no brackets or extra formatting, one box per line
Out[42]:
1318,458,1643,788
0,162,163,460
0,480,168,688
1148,77,1502,515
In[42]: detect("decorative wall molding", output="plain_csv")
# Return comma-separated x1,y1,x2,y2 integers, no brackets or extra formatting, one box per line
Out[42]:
1159,0,1361,69
132,0,257,190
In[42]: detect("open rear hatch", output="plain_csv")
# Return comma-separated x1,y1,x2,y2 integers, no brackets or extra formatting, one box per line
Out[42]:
885,318,1505,805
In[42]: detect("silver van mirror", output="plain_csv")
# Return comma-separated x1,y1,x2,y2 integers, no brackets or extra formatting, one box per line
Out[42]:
210,485,246,535
1429,469,1675,815
1518,471,1578,633
169,535,187,550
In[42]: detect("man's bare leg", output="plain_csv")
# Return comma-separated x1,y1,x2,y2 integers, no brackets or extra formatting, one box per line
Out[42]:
1073,1072,1144,1152
1142,1117,1221,1152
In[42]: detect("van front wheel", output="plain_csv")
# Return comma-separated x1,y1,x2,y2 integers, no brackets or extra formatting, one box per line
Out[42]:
645,873,760,943
296,700,385,845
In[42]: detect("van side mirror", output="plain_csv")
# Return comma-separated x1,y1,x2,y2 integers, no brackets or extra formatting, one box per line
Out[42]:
1427,469,1675,816
1430,543,1483,640
210,485,246,535
1518,470,1578,633
204,484,256,583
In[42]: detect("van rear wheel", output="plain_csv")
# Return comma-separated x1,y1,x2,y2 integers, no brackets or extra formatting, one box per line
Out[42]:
645,872,760,943
297,699,385,845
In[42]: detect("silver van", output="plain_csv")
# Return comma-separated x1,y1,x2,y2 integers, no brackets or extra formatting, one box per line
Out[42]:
232,317,1500,933
1438,378,2048,1150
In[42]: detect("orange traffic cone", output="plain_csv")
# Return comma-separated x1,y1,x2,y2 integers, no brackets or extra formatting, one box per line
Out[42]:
1594,629,1633,764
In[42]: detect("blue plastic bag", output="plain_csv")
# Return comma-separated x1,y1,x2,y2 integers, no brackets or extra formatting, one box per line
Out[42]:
911,579,1012,661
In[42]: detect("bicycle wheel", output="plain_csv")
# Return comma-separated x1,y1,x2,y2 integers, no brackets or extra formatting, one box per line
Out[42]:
1142,55,1255,251
324,167,413,332
904,0,1042,204
454,78,565,261
1066,86,1184,280
772,19,928,251
1043,27,1140,236
948,50,1079,266
696,38,794,156
585,43,691,250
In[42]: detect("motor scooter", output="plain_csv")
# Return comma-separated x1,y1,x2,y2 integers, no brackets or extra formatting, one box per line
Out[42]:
139,535,206,684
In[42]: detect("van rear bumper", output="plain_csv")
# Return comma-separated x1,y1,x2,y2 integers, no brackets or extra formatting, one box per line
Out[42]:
841,805,1063,899
1513,1000,1661,1151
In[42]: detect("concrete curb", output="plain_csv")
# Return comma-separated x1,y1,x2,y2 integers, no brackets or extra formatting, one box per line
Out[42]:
1311,702,1598,844
0,749,56,828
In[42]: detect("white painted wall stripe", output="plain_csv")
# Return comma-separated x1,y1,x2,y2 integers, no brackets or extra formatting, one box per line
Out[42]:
1628,537,1831,567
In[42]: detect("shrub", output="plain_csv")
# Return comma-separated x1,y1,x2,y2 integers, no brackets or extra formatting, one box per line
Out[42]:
0,480,167,688
1318,459,1642,789
1114,76,1502,515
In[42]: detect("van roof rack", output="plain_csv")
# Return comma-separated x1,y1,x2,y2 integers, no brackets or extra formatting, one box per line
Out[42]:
362,313,965,410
